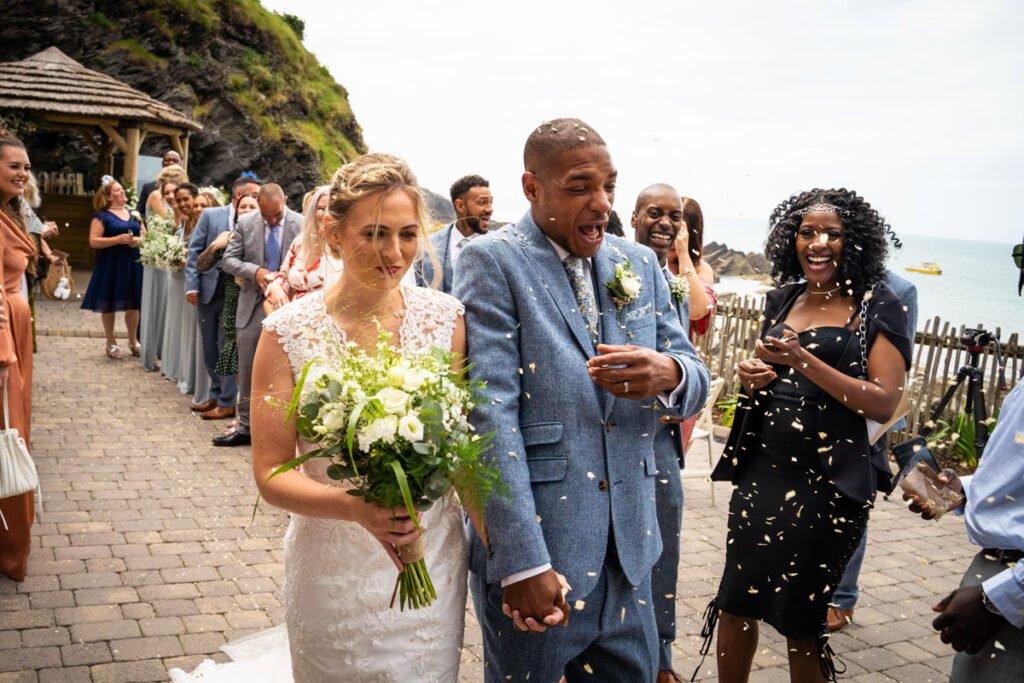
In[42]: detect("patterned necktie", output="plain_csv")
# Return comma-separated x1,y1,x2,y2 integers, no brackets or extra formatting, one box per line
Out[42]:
563,256,599,343
266,225,281,272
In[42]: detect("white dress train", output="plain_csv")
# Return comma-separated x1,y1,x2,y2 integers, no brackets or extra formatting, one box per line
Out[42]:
169,287,469,683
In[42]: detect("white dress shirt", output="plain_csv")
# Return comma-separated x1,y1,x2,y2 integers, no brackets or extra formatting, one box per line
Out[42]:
447,222,475,269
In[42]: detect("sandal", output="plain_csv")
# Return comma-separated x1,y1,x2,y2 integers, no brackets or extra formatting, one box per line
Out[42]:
129,341,142,357
106,344,123,359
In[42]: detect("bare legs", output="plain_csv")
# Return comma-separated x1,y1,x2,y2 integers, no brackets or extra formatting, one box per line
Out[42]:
786,639,827,683
716,611,826,683
125,309,139,346
101,312,117,347
101,310,140,356
717,612,758,683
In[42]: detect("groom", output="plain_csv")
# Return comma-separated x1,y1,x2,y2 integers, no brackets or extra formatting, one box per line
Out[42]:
455,119,709,681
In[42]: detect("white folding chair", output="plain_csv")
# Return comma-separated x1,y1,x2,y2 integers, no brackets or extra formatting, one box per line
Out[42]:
682,377,726,505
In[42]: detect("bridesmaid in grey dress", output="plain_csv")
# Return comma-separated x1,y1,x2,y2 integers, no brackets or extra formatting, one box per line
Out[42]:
177,189,211,403
140,179,178,372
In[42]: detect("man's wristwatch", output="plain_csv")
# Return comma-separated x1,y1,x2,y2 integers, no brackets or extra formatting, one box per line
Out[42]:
981,588,1002,616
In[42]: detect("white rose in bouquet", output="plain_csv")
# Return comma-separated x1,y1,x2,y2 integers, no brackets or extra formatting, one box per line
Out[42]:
387,363,408,388
401,367,426,392
378,387,410,415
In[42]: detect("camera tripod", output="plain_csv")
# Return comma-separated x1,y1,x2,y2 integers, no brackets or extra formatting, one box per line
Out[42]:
922,333,1006,460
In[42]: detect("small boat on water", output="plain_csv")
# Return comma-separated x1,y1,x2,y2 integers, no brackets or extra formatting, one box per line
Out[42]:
906,262,942,275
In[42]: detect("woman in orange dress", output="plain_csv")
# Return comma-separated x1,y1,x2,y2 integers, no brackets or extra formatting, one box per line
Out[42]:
0,134,39,581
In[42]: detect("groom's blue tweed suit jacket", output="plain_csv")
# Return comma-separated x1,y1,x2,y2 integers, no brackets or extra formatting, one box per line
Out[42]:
455,213,710,598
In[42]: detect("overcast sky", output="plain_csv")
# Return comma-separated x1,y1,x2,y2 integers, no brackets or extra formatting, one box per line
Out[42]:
262,0,1022,244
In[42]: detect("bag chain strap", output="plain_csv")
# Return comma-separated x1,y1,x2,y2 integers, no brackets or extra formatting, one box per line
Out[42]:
857,295,869,380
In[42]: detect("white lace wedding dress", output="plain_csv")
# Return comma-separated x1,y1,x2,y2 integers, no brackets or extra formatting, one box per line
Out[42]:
169,287,469,683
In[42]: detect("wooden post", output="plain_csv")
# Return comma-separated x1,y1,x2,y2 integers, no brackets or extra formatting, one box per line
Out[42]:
123,127,141,189
181,134,190,173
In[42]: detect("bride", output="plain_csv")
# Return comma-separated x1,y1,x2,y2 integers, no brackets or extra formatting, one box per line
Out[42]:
170,153,470,682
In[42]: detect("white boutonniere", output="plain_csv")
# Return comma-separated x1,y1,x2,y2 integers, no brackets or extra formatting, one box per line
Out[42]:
130,210,143,223
603,259,642,319
669,274,690,301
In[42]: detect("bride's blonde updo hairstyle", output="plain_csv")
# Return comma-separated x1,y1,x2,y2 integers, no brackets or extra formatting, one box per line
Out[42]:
326,152,440,289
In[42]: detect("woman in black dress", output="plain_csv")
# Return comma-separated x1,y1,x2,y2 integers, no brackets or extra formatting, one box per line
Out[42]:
704,189,912,682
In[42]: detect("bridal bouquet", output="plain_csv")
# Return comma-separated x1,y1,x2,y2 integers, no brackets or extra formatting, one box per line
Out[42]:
138,231,186,271
267,333,500,610
145,212,177,236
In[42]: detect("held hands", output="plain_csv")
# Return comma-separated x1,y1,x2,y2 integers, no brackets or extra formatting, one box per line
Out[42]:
264,282,289,311
753,330,802,368
903,469,964,519
120,233,137,246
185,292,199,306
502,568,572,633
932,585,1004,654
737,357,777,394
588,344,681,399
351,500,422,572
41,221,59,239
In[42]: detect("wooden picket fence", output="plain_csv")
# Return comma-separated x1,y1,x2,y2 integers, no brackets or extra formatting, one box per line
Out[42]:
695,294,1021,439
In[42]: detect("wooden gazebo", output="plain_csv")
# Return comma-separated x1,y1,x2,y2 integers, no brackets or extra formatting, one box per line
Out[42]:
0,46,202,187
0,47,203,265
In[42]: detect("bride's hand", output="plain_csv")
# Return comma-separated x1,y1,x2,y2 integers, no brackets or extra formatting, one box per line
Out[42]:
351,501,422,571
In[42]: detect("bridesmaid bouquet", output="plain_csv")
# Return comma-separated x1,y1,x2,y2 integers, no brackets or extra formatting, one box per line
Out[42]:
266,332,501,610
138,231,186,271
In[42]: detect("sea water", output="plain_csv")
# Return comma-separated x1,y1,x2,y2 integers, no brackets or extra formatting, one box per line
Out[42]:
709,217,1023,337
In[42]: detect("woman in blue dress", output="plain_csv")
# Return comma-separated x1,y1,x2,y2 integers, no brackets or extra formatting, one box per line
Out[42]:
80,177,144,359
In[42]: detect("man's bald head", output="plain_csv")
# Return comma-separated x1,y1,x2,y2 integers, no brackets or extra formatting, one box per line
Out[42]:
634,183,679,213
258,183,285,202
524,118,606,176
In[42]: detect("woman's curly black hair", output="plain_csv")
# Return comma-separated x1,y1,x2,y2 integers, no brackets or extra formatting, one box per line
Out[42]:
764,188,893,299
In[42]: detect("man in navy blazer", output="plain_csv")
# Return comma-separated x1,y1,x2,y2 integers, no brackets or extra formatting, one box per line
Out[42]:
456,120,709,681
632,183,692,683
416,175,492,293
184,176,260,418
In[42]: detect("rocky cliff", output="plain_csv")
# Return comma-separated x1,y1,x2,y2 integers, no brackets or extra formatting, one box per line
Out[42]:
704,241,773,280
2,0,366,202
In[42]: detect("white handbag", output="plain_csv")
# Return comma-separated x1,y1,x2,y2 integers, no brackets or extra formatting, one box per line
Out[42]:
0,385,39,530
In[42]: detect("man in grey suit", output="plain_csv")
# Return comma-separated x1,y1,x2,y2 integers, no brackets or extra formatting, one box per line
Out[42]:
456,119,709,681
416,174,492,293
631,183,692,683
184,175,260,419
217,183,302,447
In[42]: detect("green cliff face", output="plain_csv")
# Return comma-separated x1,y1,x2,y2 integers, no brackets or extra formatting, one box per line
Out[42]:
3,0,367,199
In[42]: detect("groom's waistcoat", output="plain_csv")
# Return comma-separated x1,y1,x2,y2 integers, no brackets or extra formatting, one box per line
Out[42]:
455,214,710,597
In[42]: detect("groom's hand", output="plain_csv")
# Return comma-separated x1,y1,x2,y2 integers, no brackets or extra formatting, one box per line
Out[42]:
502,569,571,633
588,344,682,398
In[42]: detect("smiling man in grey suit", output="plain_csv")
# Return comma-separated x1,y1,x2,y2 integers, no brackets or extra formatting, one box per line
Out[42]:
217,183,301,447
456,120,709,682
632,183,691,683
416,174,492,293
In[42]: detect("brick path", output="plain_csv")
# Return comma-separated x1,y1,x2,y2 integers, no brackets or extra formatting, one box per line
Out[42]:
0,294,972,682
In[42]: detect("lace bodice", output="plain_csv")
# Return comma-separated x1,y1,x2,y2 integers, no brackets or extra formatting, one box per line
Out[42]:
264,286,465,379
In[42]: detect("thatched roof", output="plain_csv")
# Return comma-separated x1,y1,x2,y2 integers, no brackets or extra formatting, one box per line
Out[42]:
0,47,202,133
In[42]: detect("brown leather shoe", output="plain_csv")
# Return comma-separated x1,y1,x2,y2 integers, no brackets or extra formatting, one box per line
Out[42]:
201,406,236,420
190,399,216,412
827,606,854,632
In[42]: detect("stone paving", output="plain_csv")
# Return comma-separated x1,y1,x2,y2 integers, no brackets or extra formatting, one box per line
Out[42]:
0,294,974,682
